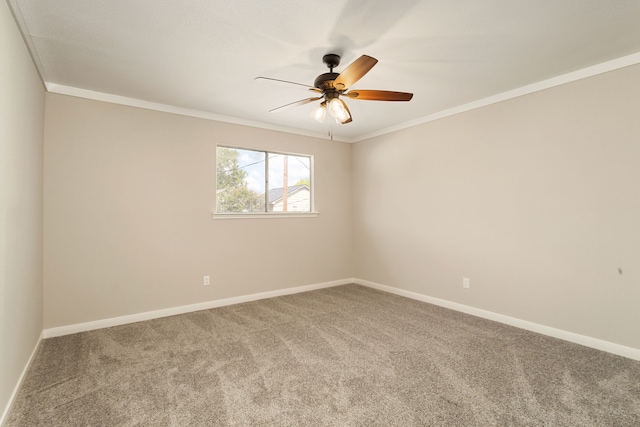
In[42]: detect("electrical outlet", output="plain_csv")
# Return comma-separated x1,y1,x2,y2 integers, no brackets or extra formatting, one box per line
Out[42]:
463,278,470,289
203,275,210,286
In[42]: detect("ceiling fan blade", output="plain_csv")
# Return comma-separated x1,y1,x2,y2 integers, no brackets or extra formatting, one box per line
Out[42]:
333,55,378,90
344,90,413,101
269,97,323,113
255,77,322,93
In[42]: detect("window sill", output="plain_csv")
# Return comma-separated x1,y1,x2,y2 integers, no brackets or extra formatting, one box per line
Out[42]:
212,212,320,220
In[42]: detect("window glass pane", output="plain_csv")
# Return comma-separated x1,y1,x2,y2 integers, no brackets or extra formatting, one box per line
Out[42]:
216,147,265,213
267,153,311,212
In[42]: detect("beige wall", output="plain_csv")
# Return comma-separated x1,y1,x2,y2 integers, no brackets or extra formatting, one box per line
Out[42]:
0,0,45,419
43,94,353,328
353,64,640,349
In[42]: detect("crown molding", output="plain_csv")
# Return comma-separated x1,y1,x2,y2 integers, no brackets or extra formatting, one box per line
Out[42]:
45,84,352,143
353,51,640,142
44,50,640,144
6,0,48,90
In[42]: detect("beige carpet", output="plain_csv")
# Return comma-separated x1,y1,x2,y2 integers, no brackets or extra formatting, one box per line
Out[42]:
6,284,640,426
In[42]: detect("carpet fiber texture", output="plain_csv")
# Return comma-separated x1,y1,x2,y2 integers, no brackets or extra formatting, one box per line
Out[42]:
6,284,640,426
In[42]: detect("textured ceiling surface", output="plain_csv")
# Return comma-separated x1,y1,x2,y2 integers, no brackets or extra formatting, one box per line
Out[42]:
10,0,640,141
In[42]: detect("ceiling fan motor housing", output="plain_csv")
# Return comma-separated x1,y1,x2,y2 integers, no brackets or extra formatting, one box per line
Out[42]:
314,72,340,91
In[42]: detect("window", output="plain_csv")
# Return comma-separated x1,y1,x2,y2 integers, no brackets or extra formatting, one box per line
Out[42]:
216,146,313,215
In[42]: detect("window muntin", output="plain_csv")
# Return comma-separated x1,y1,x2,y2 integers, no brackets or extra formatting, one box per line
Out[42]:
216,146,312,214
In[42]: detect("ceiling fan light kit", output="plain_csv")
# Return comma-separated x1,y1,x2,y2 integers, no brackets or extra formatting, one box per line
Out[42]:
258,53,413,125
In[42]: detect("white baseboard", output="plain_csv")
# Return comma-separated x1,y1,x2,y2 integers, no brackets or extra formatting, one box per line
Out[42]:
43,279,351,338
41,277,640,361
354,278,640,362
1,331,42,426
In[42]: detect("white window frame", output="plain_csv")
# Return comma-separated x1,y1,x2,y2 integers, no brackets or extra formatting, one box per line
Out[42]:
213,145,318,219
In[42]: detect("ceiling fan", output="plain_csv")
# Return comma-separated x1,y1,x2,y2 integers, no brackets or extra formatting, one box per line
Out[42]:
256,54,413,125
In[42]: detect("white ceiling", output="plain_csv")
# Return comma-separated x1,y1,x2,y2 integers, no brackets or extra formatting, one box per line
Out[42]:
9,0,640,141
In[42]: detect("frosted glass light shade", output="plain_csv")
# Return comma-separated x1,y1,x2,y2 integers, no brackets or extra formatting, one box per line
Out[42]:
328,98,350,123
311,103,326,122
